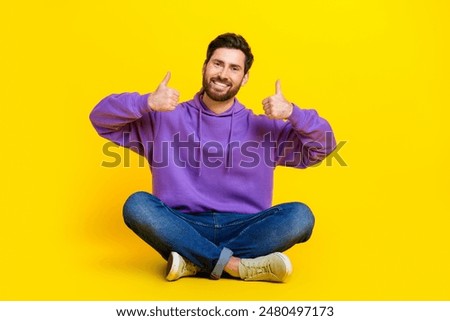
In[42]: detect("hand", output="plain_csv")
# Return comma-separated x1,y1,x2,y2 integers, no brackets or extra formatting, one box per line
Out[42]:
147,72,180,111
262,80,293,120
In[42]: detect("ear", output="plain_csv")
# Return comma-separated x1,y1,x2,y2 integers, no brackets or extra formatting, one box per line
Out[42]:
241,72,249,86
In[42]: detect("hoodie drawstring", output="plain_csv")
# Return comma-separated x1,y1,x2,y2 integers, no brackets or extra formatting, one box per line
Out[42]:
198,107,203,176
226,109,235,172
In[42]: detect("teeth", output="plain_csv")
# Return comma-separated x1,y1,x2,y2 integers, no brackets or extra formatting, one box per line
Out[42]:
212,80,229,88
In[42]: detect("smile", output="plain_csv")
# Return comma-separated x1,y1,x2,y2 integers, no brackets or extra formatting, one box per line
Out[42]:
211,79,231,89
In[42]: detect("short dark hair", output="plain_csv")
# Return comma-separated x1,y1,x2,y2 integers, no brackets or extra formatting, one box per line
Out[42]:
205,33,254,74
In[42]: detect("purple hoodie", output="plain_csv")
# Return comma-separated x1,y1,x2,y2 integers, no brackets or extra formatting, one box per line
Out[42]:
90,92,335,214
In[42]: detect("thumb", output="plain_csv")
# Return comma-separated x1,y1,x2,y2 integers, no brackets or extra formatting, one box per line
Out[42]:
275,79,282,95
159,71,171,88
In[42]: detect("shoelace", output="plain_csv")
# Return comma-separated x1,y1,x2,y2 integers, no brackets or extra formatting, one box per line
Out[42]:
242,261,273,278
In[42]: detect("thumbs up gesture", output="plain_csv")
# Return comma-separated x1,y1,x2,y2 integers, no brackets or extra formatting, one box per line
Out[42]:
262,80,294,120
147,72,180,112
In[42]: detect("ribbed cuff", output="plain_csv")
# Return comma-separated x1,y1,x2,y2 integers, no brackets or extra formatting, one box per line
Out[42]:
139,93,152,113
210,247,233,280
287,104,306,128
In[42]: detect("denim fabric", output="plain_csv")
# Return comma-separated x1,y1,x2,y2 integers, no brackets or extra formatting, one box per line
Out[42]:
123,191,315,279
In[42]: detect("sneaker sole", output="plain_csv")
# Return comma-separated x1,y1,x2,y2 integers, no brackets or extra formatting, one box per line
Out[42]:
166,252,181,281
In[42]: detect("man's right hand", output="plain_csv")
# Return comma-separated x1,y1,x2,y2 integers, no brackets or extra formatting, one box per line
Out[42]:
147,72,180,112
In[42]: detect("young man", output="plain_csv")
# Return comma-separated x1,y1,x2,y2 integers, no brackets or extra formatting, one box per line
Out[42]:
90,33,336,282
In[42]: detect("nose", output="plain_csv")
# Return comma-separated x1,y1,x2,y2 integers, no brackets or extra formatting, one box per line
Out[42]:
218,67,229,79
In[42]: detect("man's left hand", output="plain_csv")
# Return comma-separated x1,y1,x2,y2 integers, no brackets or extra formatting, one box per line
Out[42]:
262,80,294,120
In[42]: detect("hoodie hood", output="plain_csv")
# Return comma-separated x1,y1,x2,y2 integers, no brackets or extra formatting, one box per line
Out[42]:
193,91,246,116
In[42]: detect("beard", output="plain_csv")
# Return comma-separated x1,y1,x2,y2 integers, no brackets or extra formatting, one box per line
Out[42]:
202,74,243,102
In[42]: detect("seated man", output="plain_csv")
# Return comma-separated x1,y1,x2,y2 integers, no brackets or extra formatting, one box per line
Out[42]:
90,33,336,282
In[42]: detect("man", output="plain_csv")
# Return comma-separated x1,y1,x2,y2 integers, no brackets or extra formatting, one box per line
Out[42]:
90,33,335,282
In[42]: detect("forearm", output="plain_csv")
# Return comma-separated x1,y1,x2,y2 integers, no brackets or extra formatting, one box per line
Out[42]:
286,105,336,167
89,92,151,135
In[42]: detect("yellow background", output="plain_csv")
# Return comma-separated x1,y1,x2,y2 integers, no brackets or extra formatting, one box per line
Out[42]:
1,0,449,300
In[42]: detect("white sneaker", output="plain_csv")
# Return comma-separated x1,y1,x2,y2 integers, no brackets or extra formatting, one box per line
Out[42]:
238,252,292,282
165,252,201,281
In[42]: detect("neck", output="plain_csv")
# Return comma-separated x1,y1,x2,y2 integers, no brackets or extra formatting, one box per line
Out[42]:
202,93,235,115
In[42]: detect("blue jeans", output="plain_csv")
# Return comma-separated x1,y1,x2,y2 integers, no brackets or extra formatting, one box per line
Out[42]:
123,191,315,279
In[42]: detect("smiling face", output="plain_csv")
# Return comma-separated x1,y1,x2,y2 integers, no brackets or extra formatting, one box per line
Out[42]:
202,48,249,102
